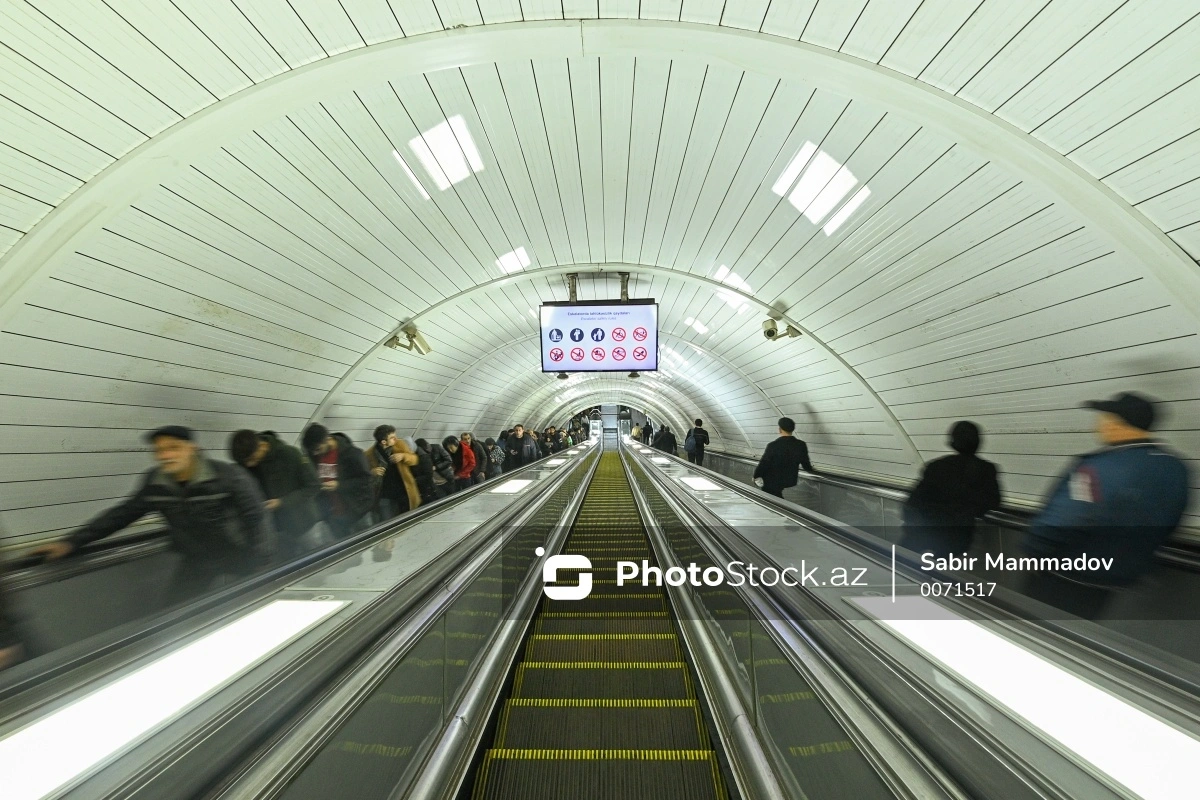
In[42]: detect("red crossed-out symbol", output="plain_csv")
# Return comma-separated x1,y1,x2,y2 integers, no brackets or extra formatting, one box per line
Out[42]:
570,347,585,361
632,327,648,341
633,346,648,360
549,347,564,362
612,347,627,361
611,327,626,342
591,347,605,361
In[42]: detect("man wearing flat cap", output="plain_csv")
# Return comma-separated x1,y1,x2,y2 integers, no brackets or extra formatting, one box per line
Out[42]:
1024,393,1190,619
30,425,273,608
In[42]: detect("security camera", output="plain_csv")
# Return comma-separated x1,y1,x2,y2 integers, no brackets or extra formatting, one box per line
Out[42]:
385,326,433,355
763,318,801,341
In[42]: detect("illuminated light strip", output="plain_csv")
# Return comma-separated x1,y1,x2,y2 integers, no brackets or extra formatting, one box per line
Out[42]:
491,479,533,493
545,458,567,466
391,149,430,199
823,186,871,235
771,141,817,196
852,596,1200,800
680,476,721,491
0,600,345,800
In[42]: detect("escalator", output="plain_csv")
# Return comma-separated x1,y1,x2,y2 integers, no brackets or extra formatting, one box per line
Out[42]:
471,452,729,800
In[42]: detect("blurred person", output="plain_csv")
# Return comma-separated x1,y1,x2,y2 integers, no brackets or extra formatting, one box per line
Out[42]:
642,423,654,444
32,426,272,608
0,562,22,670
462,432,487,484
653,425,677,455
1024,393,1190,619
631,423,642,441
753,417,817,498
366,425,421,521
684,419,711,466
443,436,476,492
301,424,373,539
507,424,538,468
416,438,454,498
484,437,504,480
899,421,1002,559
545,426,559,453
230,429,321,561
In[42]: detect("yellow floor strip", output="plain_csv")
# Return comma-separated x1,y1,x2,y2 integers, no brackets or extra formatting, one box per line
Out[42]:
518,661,686,669
485,749,718,760
506,698,697,707
530,633,676,640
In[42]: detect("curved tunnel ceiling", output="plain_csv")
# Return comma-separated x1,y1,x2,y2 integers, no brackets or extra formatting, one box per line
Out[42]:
1,8,1198,548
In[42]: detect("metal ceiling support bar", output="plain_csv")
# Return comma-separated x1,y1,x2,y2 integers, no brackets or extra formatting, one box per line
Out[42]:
619,271,630,301
566,272,578,303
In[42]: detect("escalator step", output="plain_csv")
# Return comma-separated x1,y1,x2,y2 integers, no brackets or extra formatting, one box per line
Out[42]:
496,704,705,749
535,618,676,636
514,663,692,699
473,750,727,800
524,633,681,662
542,594,667,615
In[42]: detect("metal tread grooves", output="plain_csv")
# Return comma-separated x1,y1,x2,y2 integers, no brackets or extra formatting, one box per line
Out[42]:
471,452,729,800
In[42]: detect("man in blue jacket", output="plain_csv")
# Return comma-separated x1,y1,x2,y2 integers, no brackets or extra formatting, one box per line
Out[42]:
1024,393,1190,619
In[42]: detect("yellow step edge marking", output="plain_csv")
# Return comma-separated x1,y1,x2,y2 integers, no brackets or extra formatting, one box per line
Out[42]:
506,698,697,707
370,693,442,705
545,592,664,599
484,749,717,761
789,740,857,757
531,633,676,640
540,611,669,618
518,661,685,669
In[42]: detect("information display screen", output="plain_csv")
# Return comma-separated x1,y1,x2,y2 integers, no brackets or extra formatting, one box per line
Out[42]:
540,300,658,372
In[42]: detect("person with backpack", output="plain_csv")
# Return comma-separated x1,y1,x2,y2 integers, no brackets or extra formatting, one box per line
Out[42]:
684,419,711,466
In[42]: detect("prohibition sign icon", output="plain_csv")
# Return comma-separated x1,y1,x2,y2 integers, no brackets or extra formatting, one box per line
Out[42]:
549,348,564,362
570,347,585,361
633,346,648,360
612,347,627,361
632,327,648,341
591,347,605,361
611,327,626,342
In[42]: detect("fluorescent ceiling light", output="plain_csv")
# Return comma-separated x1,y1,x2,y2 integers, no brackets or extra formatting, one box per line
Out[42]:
713,265,751,313
680,476,722,491
407,115,484,191
853,596,1200,800
684,317,709,335
823,186,871,235
804,165,858,225
497,247,531,274
0,600,344,800
772,141,817,196
787,151,841,216
491,479,533,494
392,150,430,200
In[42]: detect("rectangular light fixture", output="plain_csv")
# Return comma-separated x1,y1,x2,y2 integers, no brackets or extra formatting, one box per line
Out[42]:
804,164,858,225
0,600,344,800
823,186,871,235
491,479,533,494
680,476,721,491
545,458,567,466
408,115,484,191
651,457,670,464
772,141,817,196
787,150,841,216
684,317,709,334
496,247,531,274
392,149,430,199
852,596,1200,800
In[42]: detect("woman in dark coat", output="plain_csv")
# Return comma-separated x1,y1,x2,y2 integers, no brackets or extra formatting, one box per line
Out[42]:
900,421,1002,559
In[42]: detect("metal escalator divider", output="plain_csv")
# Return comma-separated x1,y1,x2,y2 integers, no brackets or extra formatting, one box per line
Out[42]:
471,453,729,800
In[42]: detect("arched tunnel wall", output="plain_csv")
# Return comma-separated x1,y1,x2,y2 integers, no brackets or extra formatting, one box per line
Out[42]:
1,13,1198,550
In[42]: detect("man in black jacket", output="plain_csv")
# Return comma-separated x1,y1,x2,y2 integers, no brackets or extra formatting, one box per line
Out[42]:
685,419,711,466
900,421,1002,559
230,429,321,561
753,417,817,498
653,425,677,455
507,424,538,468
302,424,373,539
32,425,273,608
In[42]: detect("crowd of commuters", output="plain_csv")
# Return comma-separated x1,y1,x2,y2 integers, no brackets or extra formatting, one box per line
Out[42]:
0,392,1191,667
